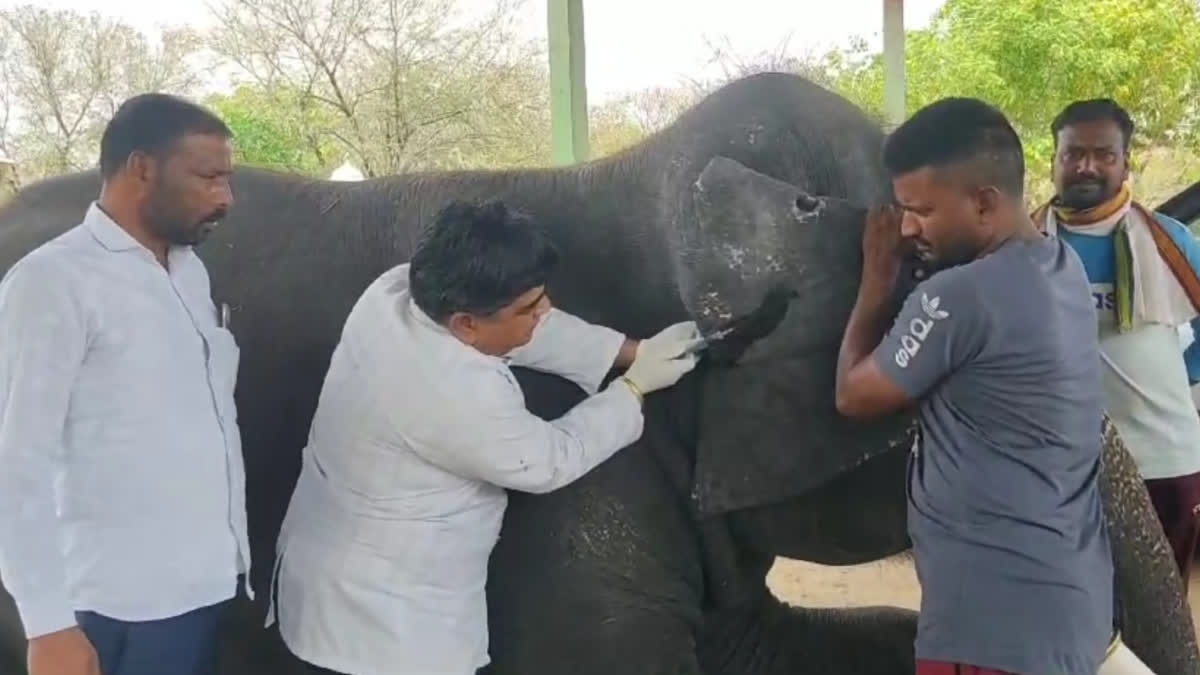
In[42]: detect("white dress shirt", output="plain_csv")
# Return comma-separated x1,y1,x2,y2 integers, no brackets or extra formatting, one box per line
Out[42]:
268,262,644,675
0,203,250,639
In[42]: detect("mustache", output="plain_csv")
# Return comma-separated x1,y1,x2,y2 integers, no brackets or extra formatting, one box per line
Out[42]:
201,208,227,224
1064,177,1106,190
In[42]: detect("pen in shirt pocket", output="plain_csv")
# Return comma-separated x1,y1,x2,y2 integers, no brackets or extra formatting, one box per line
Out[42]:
219,302,231,329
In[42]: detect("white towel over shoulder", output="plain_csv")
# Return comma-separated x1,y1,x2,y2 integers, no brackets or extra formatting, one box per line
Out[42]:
1041,204,1197,328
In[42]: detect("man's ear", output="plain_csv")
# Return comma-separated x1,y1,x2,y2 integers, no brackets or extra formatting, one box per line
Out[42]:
126,150,156,185
975,184,1004,220
446,312,478,346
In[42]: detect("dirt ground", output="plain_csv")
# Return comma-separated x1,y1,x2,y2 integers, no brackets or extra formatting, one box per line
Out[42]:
766,556,1200,637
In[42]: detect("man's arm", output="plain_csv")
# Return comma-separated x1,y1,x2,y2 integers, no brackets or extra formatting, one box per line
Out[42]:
836,205,913,417
409,373,645,494
835,289,914,417
0,254,88,639
505,308,630,394
838,269,988,418
835,206,988,418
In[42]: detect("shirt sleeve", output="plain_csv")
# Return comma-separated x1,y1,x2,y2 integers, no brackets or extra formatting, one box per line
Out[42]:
1154,212,1200,277
0,253,88,638
872,269,989,400
407,371,644,494
504,308,626,394
1154,213,1200,383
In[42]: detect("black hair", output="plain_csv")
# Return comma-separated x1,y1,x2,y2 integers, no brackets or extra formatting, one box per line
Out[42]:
1051,98,1135,150
882,96,1026,198
408,200,559,323
99,92,232,179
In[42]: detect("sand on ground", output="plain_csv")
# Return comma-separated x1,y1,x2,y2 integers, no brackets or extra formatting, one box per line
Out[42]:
766,556,1200,638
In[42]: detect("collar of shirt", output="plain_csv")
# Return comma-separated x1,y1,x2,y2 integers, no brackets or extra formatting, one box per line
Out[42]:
401,288,509,369
82,202,197,271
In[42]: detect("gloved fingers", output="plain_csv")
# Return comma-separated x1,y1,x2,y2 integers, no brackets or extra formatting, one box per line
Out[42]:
670,336,707,359
652,320,701,342
625,348,699,392
675,352,699,373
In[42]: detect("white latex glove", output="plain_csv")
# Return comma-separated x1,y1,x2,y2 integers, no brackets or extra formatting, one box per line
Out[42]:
621,320,704,396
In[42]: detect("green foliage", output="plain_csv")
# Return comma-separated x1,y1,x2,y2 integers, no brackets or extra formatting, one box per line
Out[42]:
206,86,340,175
826,0,1200,205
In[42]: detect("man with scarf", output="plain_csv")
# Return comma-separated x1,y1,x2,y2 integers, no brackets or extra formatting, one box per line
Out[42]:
1033,98,1200,592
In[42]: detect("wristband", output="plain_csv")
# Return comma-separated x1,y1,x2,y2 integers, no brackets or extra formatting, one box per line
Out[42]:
617,375,644,405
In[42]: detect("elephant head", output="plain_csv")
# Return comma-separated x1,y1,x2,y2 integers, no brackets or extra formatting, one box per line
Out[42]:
674,155,917,516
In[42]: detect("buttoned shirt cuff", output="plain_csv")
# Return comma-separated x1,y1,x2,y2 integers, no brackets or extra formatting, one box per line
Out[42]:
14,588,77,639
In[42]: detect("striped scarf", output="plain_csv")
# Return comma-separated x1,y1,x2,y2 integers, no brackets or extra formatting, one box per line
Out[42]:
1052,182,1136,331
1033,181,1200,332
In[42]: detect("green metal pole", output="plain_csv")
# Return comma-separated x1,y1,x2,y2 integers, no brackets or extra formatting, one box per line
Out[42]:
882,0,906,129
547,0,589,165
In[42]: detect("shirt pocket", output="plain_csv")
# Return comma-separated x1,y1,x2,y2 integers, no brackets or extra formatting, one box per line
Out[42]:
203,325,241,408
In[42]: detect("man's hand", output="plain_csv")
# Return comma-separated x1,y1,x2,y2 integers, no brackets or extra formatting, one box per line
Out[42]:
861,203,904,291
28,626,100,675
620,321,703,397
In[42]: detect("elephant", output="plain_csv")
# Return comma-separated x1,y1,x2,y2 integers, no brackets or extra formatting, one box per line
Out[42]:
0,72,1197,675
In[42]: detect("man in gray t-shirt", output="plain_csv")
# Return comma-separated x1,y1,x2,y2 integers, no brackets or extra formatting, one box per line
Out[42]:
835,98,1113,675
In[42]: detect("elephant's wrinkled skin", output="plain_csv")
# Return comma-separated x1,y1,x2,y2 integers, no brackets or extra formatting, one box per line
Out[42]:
0,73,1195,675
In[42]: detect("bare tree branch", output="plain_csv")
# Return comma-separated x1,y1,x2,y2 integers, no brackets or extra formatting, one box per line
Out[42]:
205,0,548,174
0,4,202,177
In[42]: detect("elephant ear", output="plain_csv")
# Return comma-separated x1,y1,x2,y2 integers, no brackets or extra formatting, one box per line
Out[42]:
678,156,918,516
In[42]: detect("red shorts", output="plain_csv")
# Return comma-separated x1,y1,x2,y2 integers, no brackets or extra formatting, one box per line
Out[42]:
916,661,1014,675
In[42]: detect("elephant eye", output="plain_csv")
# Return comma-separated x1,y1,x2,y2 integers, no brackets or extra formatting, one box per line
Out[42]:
794,194,820,213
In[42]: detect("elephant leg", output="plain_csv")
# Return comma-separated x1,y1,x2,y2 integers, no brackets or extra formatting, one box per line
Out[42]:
482,439,709,675
1099,416,1200,675
697,591,916,675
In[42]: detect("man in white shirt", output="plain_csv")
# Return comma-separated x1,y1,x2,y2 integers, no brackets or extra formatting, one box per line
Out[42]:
0,93,248,675
268,199,702,675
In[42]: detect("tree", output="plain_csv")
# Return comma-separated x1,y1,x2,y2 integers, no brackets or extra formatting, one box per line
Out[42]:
205,0,552,176
690,33,838,94
0,5,203,182
827,0,1200,204
587,34,840,160
587,85,701,158
206,85,340,175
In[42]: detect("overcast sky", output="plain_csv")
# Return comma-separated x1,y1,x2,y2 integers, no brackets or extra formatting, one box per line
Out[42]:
1,0,946,102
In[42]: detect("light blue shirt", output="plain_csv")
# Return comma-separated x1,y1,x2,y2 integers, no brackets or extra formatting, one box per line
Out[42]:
0,203,249,639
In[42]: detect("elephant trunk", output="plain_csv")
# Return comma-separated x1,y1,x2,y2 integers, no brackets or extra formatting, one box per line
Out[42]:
1100,415,1200,674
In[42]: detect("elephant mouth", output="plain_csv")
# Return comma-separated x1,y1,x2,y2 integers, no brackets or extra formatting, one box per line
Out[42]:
697,285,799,366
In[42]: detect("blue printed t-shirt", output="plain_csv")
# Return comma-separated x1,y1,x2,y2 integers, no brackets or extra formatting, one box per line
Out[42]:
874,236,1113,675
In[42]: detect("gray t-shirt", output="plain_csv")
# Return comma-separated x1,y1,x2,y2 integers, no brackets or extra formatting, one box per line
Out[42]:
875,236,1113,675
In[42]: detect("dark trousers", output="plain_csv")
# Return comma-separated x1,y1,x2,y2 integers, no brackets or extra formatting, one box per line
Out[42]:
76,599,229,675
1144,470,1200,587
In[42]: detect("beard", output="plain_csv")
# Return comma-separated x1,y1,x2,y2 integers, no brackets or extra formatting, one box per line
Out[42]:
1058,176,1112,210
143,185,225,247
920,235,983,274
